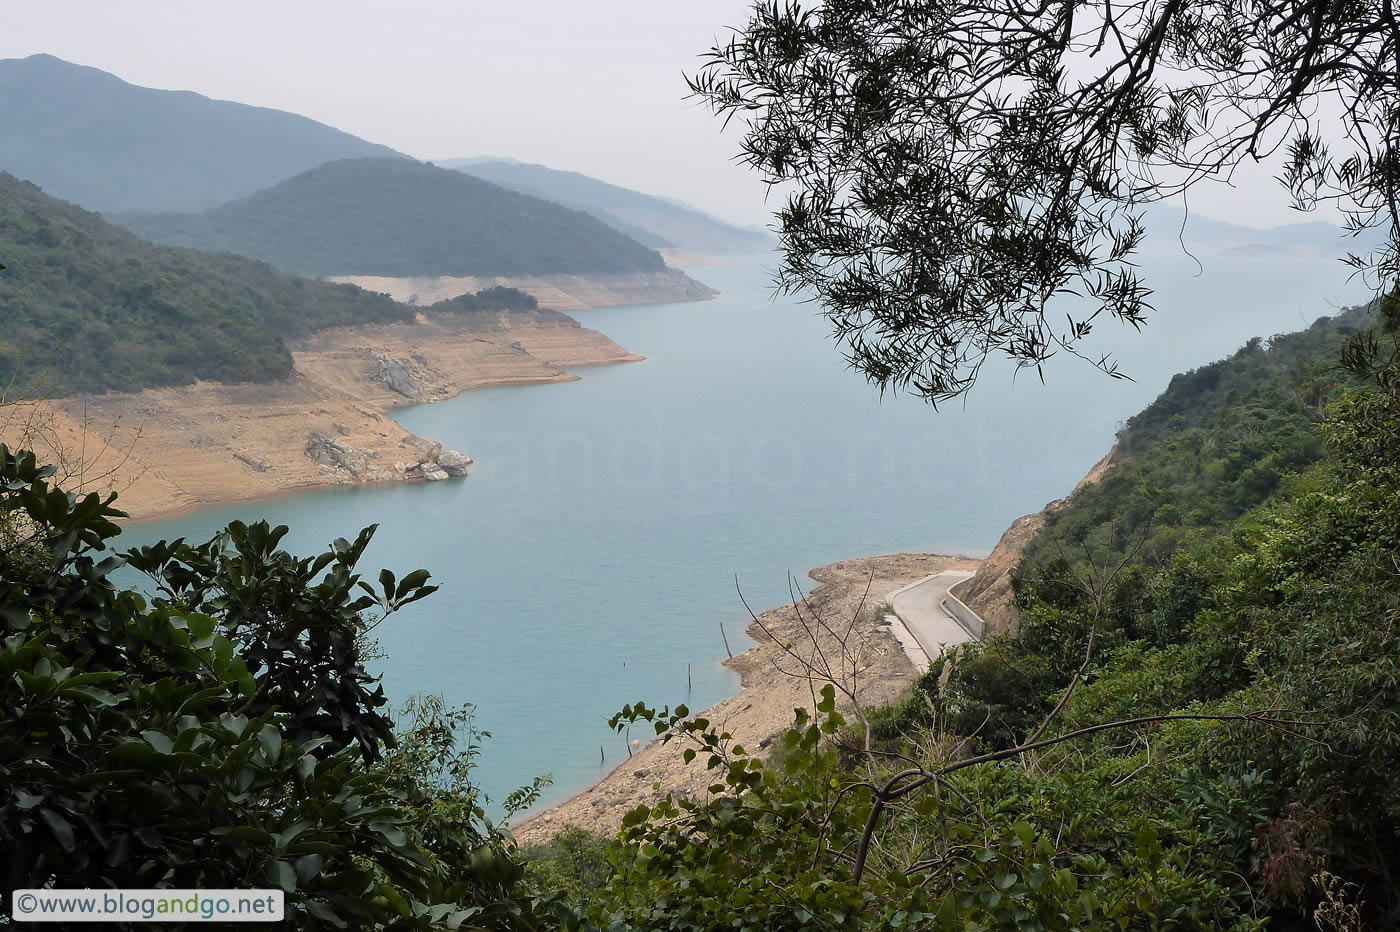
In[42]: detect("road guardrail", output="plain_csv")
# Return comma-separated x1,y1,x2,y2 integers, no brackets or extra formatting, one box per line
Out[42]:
941,592,985,640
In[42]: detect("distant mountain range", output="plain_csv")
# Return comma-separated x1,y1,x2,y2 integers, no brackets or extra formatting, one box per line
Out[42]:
0,54,771,259
5,53,1376,274
0,54,402,214
437,158,775,255
1128,204,1376,260
116,158,670,278
0,172,414,395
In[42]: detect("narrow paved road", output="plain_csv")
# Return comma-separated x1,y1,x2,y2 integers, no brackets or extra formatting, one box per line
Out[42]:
888,570,979,665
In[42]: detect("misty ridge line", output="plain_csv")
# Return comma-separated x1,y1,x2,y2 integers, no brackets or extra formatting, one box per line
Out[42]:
0,53,772,259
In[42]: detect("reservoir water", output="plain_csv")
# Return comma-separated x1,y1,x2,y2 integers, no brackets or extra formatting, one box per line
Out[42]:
118,248,1369,812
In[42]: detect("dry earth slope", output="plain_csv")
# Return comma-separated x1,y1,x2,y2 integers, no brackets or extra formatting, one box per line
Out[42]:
6,309,641,521
951,447,1118,635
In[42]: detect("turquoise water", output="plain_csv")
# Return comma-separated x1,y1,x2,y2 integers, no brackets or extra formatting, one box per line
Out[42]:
117,251,1368,811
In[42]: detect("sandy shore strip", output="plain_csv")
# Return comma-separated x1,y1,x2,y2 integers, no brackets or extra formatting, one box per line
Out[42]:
511,551,981,846
4,309,644,523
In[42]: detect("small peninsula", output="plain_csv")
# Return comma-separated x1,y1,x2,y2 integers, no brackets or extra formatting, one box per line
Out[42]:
0,169,704,521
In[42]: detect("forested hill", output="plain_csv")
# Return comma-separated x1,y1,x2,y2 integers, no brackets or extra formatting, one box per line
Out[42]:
836,298,1400,926
0,173,412,396
0,54,402,214
444,158,775,254
116,158,670,279
1020,302,1377,573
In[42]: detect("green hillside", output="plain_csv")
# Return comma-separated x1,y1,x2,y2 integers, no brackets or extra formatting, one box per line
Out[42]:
117,158,669,279
444,157,775,254
0,54,402,214
1025,305,1375,572
0,173,412,396
909,306,1374,748
428,285,538,312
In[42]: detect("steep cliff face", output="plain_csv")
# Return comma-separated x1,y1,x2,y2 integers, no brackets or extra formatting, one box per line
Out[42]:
952,446,1117,636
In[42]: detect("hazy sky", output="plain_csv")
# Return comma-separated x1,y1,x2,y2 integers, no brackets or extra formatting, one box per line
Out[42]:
1,0,1330,230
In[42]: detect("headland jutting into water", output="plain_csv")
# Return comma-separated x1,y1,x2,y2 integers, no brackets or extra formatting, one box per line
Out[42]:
16,270,715,523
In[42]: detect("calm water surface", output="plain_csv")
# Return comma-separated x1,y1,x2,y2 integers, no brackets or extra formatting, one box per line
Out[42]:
119,250,1368,810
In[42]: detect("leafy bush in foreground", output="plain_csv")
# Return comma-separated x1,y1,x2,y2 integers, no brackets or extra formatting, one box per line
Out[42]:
0,445,545,929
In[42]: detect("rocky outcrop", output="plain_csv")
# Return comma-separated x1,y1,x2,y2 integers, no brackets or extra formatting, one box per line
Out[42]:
402,435,442,461
305,431,370,477
951,446,1118,637
436,450,473,476
306,430,470,484
378,434,472,482
371,352,424,398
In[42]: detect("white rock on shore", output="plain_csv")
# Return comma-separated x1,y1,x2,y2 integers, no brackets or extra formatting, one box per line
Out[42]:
436,450,473,476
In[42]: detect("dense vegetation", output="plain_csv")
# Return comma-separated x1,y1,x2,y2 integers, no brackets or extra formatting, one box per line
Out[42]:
0,54,401,214
904,299,1400,927
447,159,775,254
428,286,538,313
874,306,1377,754
0,173,411,396
0,453,554,928
1031,304,1375,571
117,158,669,279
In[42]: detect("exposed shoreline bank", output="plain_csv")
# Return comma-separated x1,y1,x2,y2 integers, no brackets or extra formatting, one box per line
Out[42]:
512,552,981,846
8,307,646,523
329,266,718,312
511,447,1120,845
